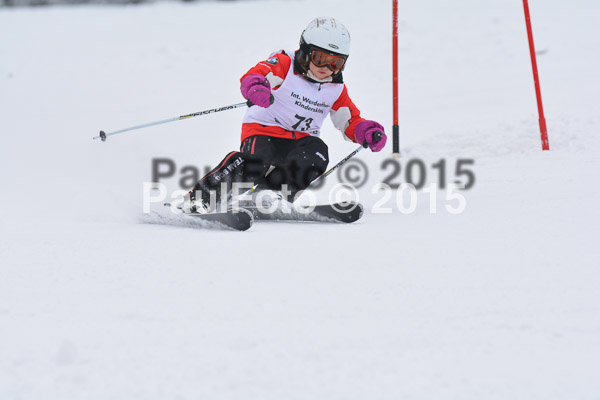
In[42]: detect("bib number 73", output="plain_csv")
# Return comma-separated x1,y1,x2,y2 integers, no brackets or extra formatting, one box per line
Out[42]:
291,114,314,131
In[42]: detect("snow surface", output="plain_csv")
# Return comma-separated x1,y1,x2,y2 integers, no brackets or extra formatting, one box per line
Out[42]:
1,0,599,398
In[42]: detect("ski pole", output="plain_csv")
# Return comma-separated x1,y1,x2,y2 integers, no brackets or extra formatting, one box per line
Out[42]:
93,100,250,142
305,146,364,190
304,131,383,190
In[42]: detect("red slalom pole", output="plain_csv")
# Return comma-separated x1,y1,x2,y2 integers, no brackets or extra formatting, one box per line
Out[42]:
523,0,550,150
392,0,400,157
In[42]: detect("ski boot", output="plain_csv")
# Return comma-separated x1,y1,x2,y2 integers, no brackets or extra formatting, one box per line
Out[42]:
182,190,210,214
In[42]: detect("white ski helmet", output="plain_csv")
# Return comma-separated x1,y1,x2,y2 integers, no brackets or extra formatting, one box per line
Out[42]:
301,17,351,56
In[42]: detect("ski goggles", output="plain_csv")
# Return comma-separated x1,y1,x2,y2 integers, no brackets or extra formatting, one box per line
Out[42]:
310,49,347,71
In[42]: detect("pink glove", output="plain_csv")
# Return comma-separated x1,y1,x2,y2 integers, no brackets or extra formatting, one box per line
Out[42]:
240,74,272,108
354,120,387,152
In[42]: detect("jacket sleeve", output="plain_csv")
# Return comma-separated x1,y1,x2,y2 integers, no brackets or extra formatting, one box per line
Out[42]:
240,51,291,90
329,85,365,142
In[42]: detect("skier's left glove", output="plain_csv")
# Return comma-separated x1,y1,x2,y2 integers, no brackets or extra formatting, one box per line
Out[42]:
354,120,387,152
240,74,272,108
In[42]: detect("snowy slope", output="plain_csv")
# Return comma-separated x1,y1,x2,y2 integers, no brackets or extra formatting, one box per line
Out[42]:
1,0,599,399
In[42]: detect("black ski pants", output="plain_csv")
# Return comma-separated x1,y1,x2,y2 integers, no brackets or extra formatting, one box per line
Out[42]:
193,135,329,204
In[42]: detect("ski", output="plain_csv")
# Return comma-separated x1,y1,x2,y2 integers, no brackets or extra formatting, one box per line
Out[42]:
239,200,363,224
146,205,254,231
186,208,254,231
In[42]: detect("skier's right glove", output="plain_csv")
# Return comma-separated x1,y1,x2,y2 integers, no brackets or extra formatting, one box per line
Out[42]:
240,74,272,108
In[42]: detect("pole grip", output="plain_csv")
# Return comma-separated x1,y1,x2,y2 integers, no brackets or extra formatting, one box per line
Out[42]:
363,130,383,148
246,94,275,108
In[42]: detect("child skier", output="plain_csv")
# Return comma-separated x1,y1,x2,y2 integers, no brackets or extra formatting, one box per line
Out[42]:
185,17,387,213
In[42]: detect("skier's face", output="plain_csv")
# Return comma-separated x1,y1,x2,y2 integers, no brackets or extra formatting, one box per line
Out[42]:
309,62,334,80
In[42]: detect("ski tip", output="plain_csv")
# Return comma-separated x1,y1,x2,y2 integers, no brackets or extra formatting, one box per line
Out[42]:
321,201,363,223
231,208,254,231
340,201,363,223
